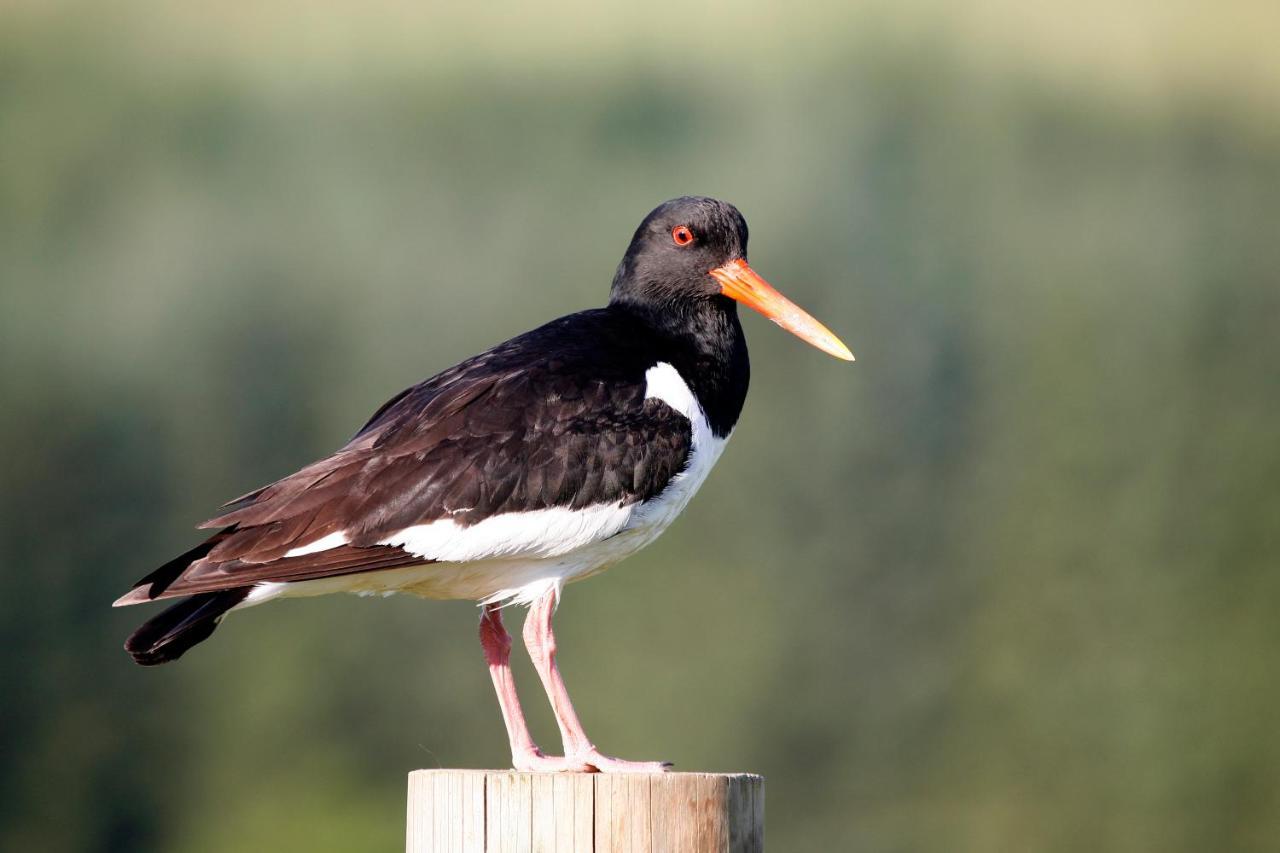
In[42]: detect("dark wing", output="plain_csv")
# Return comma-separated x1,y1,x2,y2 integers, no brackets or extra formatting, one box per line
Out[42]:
116,310,693,603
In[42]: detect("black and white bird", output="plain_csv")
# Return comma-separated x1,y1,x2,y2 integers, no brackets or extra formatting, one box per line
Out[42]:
115,196,852,772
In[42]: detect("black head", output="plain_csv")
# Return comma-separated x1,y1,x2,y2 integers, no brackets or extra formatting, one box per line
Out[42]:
610,196,749,309
609,196,854,361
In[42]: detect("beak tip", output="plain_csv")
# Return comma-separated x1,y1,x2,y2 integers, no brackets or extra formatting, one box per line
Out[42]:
831,346,855,362
819,337,855,362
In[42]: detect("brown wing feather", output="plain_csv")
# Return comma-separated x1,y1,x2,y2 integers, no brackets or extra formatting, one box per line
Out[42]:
153,543,428,599
118,309,697,605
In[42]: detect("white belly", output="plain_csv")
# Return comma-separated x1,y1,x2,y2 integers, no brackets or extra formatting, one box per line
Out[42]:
243,362,728,609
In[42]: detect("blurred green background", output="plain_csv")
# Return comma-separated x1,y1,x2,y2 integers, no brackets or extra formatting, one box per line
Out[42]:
3,1,1279,850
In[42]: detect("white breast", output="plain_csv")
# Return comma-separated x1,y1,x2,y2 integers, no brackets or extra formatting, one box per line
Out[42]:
626,362,729,539
251,362,729,609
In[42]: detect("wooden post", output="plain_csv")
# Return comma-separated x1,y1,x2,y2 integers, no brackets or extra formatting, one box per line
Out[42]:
407,770,764,852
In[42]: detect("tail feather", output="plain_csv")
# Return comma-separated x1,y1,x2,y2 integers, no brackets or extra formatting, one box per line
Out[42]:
124,587,250,666
117,529,234,606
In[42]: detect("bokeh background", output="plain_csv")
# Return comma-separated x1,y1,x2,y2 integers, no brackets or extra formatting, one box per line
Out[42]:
3,1,1279,850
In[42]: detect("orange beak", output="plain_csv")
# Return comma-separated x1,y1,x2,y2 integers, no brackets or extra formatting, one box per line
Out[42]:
710,259,854,361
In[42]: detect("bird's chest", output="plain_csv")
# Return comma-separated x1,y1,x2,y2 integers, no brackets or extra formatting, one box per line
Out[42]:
617,362,730,543
624,431,727,544
541,417,728,594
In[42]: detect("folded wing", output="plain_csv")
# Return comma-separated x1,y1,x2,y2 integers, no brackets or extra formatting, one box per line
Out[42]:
116,313,693,604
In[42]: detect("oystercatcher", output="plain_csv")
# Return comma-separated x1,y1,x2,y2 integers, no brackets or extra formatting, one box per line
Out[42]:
115,196,852,772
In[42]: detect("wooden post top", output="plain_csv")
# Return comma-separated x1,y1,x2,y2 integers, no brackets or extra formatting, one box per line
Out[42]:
407,769,764,852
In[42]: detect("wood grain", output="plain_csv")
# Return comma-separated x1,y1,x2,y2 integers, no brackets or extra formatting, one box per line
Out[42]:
407,770,763,852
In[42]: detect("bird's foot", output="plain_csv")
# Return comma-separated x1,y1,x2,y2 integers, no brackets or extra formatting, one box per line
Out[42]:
511,747,594,773
511,746,672,773
572,749,673,774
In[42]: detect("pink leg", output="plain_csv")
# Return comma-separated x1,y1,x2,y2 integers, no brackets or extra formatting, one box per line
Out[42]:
522,588,671,773
479,605,589,772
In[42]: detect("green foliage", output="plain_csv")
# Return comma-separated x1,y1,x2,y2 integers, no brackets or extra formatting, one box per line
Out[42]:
2,5,1278,851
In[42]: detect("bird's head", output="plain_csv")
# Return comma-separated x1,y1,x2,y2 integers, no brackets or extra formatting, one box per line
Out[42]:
610,196,853,361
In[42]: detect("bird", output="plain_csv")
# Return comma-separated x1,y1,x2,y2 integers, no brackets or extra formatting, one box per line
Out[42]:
114,196,852,773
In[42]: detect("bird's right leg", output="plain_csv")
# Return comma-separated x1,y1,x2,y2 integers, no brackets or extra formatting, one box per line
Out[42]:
479,604,590,772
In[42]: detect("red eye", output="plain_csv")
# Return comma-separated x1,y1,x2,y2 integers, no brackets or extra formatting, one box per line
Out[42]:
672,225,694,246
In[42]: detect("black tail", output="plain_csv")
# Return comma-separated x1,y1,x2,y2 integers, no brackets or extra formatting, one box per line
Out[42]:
124,587,251,666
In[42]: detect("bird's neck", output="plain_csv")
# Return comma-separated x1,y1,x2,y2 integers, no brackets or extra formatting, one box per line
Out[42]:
612,297,750,437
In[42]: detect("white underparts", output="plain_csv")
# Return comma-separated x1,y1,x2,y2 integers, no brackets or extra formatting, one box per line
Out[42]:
255,362,729,611
378,502,634,562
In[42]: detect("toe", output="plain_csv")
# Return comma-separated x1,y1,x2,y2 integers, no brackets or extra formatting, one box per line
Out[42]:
580,754,673,774
512,751,593,773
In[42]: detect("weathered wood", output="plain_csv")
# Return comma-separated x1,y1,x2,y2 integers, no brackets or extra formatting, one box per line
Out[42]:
407,770,764,852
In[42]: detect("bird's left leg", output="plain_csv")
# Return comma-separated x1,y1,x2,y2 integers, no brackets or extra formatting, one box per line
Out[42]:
522,587,671,773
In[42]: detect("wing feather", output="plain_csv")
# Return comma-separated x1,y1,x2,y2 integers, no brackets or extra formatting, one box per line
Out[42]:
118,310,695,602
